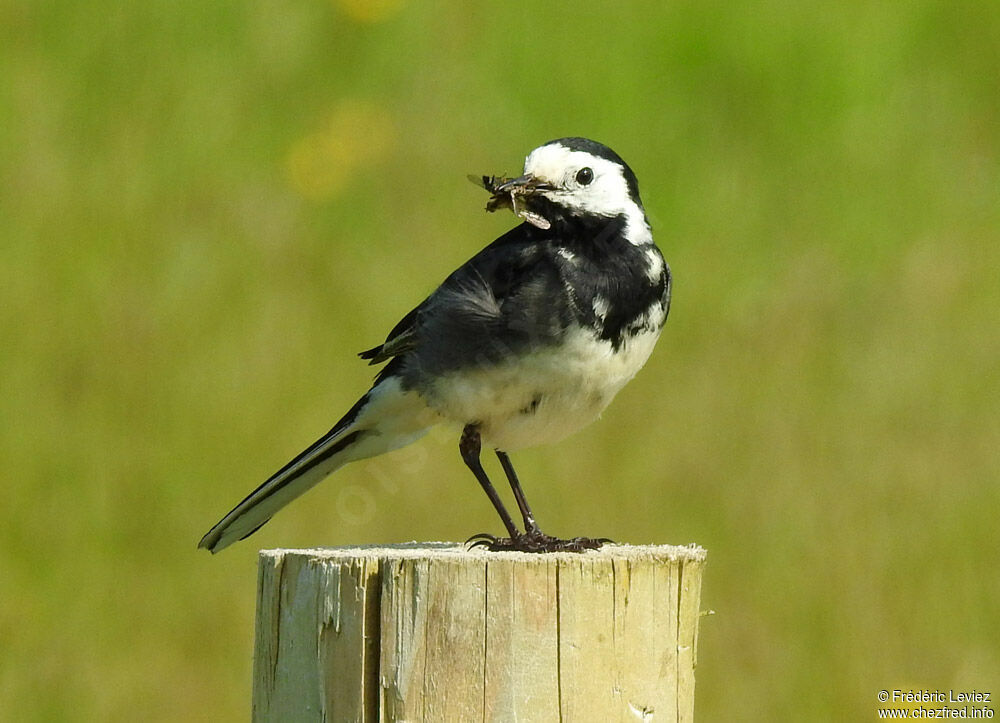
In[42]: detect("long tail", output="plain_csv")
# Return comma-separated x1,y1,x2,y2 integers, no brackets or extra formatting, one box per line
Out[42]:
198,376,434,553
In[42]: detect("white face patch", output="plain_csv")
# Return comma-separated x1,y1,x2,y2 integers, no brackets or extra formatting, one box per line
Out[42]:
522,142,650,243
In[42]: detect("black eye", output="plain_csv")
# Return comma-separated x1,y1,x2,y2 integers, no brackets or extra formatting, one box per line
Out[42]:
575,167,594,186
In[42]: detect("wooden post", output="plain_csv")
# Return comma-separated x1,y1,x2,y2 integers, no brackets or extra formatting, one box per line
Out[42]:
252,543,706,722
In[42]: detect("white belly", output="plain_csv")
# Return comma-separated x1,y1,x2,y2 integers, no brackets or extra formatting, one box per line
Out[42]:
423,325,662,452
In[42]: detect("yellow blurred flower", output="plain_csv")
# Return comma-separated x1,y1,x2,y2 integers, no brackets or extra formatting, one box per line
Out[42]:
286,99,397,201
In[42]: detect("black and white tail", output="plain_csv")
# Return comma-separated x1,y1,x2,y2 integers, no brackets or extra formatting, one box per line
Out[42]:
198,377,434,553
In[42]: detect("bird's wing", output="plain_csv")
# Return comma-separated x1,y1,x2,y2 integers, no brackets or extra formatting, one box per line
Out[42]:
358,223,566,373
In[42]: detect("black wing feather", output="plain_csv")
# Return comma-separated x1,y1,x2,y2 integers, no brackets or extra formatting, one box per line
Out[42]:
357,223,569,377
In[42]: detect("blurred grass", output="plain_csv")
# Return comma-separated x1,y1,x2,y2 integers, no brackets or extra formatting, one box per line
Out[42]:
2,0,998,719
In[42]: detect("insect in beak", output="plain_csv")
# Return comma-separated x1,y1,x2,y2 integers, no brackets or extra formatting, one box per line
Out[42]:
494,174,541,193
472,174,553,230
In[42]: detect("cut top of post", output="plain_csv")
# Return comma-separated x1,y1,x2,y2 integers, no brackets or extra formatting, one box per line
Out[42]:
260,540,706,564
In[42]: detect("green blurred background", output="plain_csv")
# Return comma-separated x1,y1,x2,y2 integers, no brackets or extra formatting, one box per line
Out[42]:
3,0,998,719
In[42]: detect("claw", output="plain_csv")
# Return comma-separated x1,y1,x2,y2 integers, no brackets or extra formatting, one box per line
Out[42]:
466,532,496,540
464,531,612,553
465,532,499,549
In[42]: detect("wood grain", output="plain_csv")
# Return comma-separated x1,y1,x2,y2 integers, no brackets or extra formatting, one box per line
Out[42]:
252,543,706,722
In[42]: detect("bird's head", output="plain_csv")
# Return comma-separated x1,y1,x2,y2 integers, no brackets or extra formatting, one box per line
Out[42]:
485,137,649,242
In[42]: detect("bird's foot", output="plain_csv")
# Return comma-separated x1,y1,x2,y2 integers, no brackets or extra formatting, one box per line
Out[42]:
466,531,612,553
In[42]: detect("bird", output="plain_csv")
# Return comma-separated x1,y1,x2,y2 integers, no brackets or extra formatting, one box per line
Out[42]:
199,137,671,554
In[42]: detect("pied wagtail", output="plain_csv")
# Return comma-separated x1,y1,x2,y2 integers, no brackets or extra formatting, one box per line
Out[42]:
199,137,670,553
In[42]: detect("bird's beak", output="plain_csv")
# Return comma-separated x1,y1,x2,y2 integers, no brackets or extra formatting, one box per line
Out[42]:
479,172,554,229
495,174,552,194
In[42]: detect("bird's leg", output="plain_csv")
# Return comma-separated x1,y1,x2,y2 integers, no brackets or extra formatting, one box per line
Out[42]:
467,447,612,554
495,450,539,535
460,425,520,539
